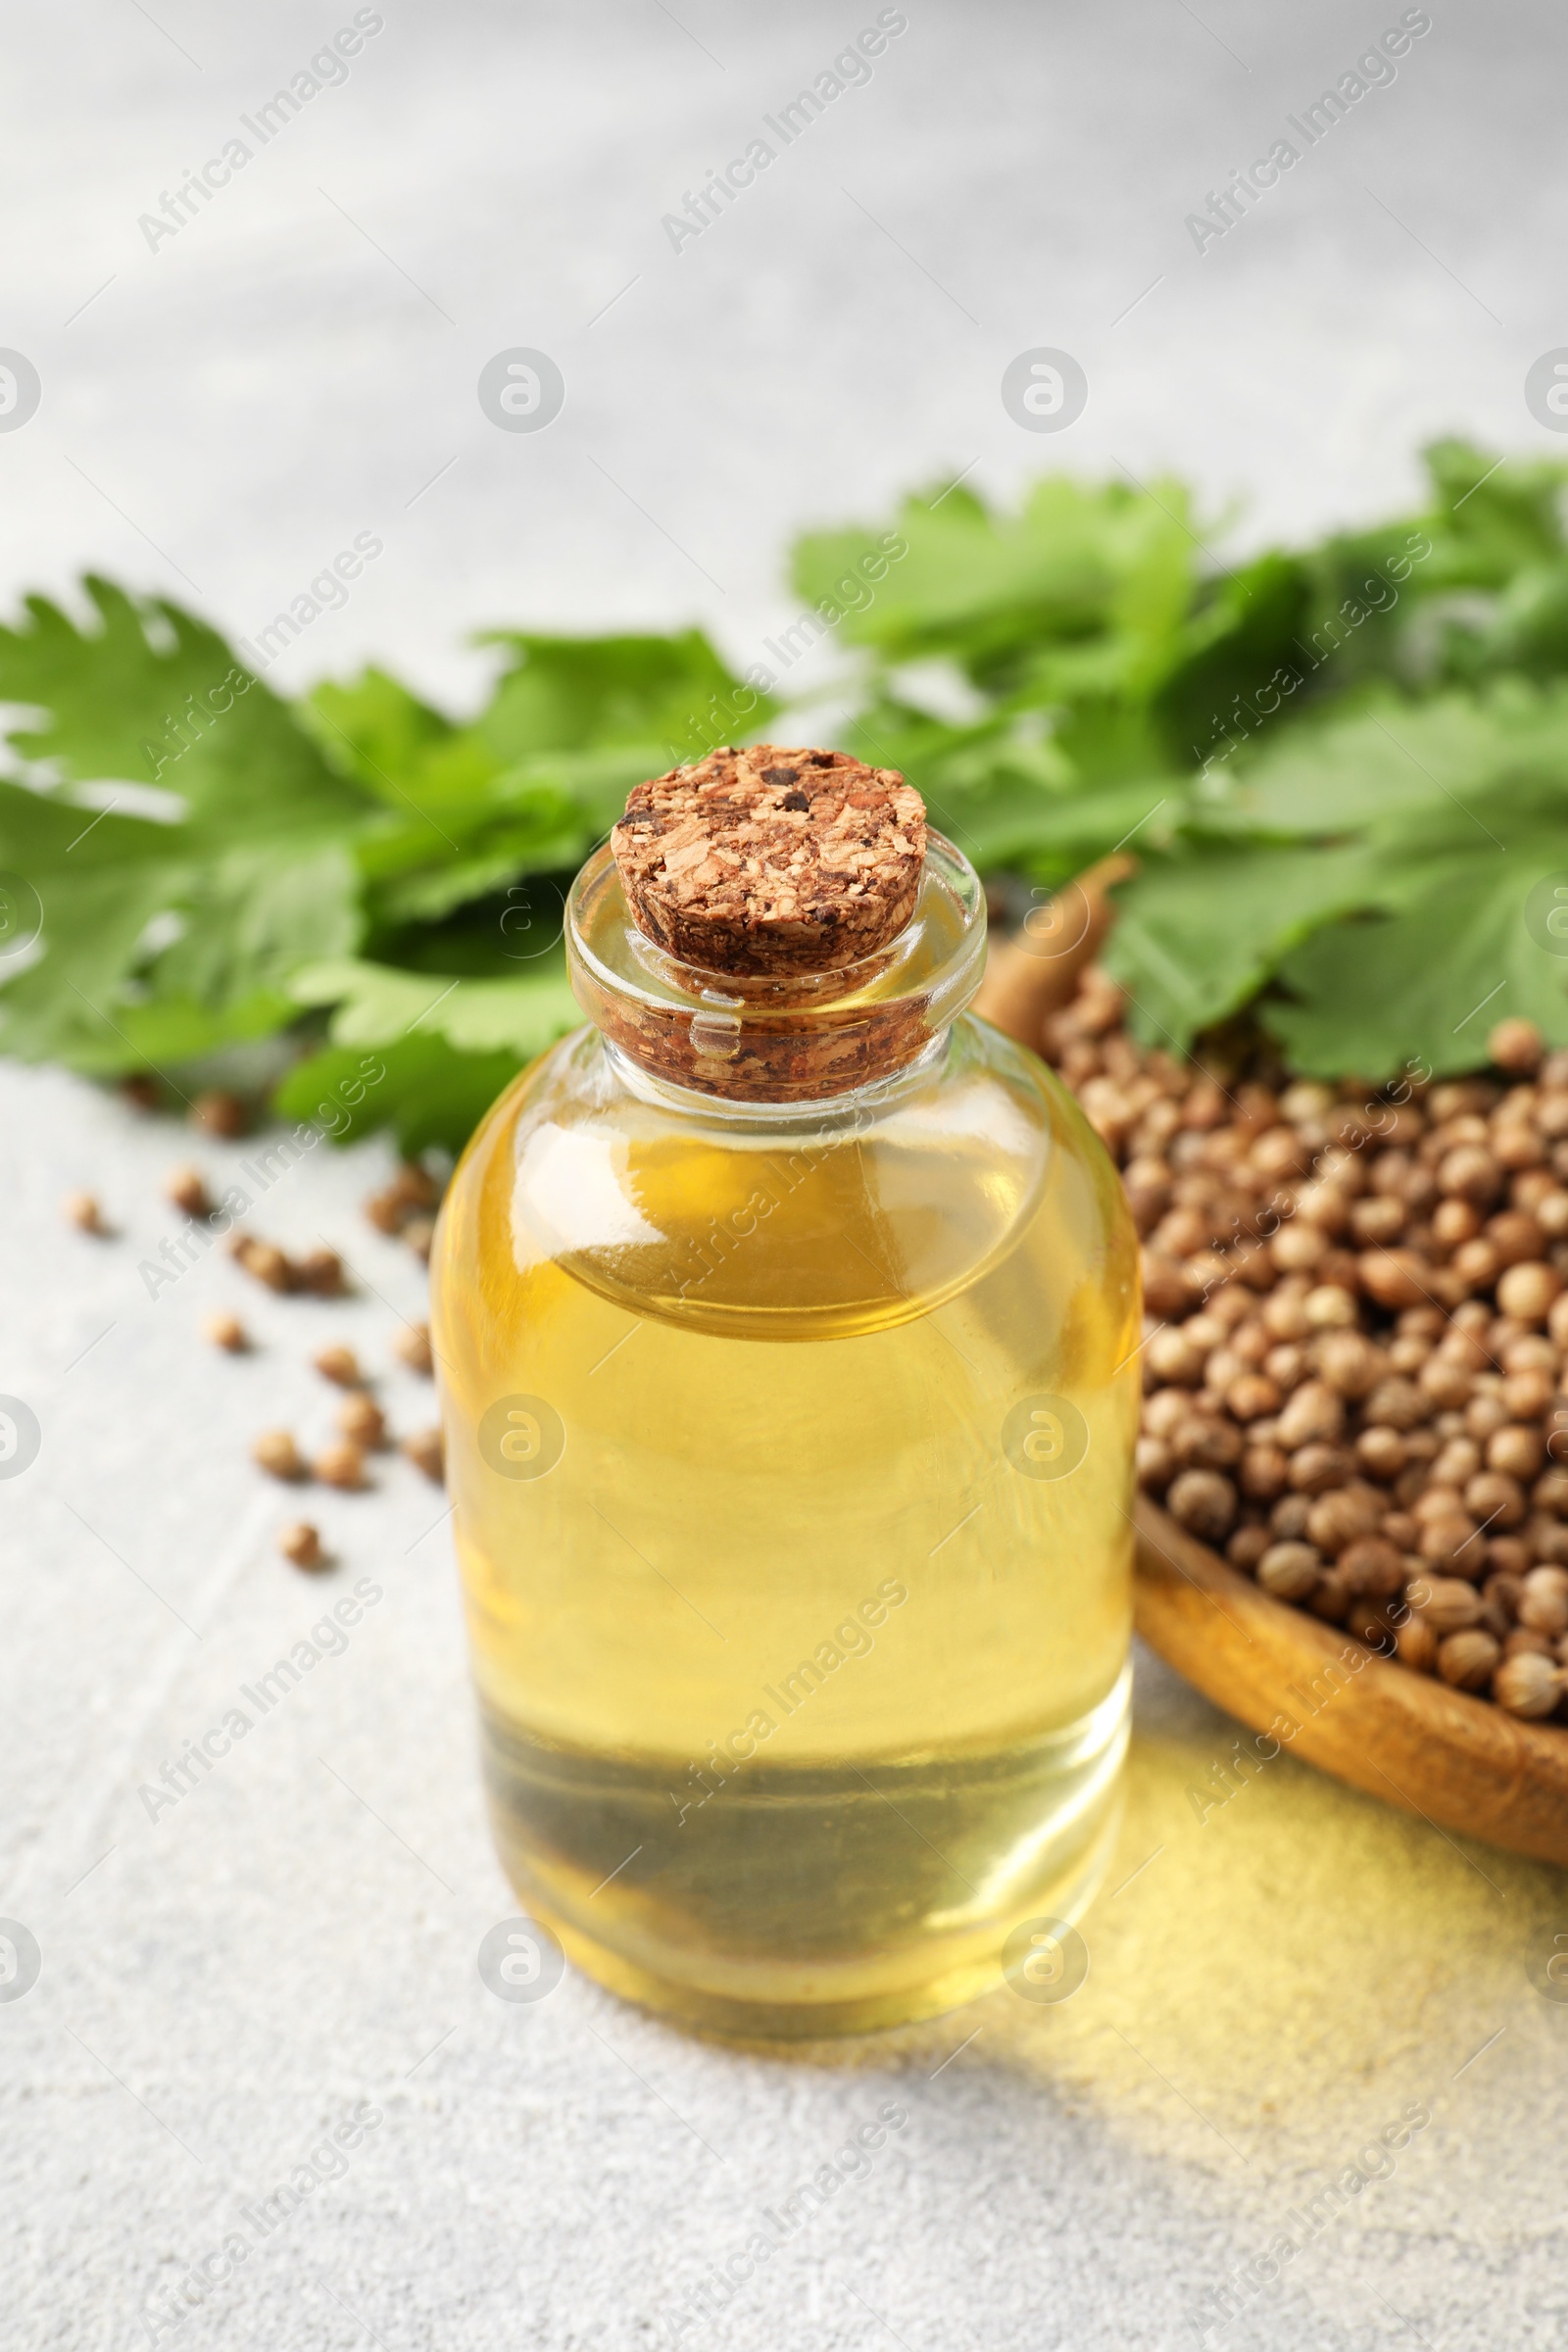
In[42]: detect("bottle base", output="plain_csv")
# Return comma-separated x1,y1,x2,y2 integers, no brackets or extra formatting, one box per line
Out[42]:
478,1669,1130,2042
518,1793,1124,2043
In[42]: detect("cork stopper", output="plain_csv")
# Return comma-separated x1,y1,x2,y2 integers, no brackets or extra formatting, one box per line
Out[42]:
610,744,926,978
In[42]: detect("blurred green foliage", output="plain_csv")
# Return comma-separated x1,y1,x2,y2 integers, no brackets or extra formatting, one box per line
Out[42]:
3,440,1567,1149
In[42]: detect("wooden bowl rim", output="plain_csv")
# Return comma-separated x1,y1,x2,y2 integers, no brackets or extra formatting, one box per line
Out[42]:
1134,1495,1568,1867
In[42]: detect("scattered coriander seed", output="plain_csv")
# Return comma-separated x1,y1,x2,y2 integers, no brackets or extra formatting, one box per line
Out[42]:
231,1236,295,1294
1050,935,1568,1722
204,1311,247,1352
119,1074,161,1114
278,1521,327,1571
364,1187,406,1235
295,1246,346,1298
62,1191,109,1235
315,1440,368,1491
1489,1017,1544,1076
314,1344,363,1388
402,1215,435,1262
388,1160,439,1211
165,1165,213,1218
336,1394,387,1450
393,1321,434,1375
253,1429,307,1482
192,1090,247,1138
402,1426,445,1484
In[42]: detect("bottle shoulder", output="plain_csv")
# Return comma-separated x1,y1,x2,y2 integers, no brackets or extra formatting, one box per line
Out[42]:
435,1016,1134,1343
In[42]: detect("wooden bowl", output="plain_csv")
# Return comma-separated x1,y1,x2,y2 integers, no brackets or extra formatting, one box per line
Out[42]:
1135,1496,1568,1867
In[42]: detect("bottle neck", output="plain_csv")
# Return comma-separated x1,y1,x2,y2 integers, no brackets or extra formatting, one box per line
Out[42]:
565,832,986,1107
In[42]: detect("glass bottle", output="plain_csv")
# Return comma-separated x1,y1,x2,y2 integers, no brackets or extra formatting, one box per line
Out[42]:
430,828,1139,2039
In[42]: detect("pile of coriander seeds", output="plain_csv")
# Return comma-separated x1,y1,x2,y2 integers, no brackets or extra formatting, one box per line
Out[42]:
1042,969,1568,1724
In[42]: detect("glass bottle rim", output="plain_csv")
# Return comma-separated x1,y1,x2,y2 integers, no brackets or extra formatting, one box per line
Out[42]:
564,828,987,1105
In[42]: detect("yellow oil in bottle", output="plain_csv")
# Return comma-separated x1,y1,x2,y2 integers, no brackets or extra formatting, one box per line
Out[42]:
431,999,1140,2039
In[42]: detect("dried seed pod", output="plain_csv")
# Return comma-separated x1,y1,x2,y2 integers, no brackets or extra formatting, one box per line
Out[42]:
1350,1196,1406,1248
1496,1260,1562,1325
315,1441,368,1491
314,1344,363,1388
388,1160,439,1211
1302,1284,1358,1329
204,1311,247,1352
278,1521,327,1571
1409,1574,1485,1633
1492,1650,1561,1716
62,1190,109,1235
1256,1541,1321,1600
1518,1566,1568,1637
1431,1438,1482,1489
1359,1249,1436,1310
192,1090,247,1138
1170,1414,1243,1471
1419,1355,1474,1410
364,1187,407,1235
1146,1328,1205,1386
1463,1469,1527,1530
232,1237,295,1294
1488,1423,1546,1482
1396,1614,1440,1673
1136,1435,1175,1490
296,1247,346,1298
1226,1373,1282,1422
1316,1330,1384,1398
1419,1515,1487,1578
402,1426,445,1484
1305,1487,1383,1556
1275,1380,1346,1450
1288,1443,1356,1494
1356,1426,1407,1481
1442,1145,1508,1209
1142,1388,1189,1437
393,1320,435,1376
1337,1536,1406,1599
1165,1468,1237,1542
1239,1444,1291,1500
1437,1628,1500,1690
1431,1198,1481,1250
1363,1378,1429,1433
165,1165,213,1218
1308,1570,1354,1623
1489,1017,1544,1075
1485,1210,1546,1268
336,1393,387,1450
253,1430,307,1482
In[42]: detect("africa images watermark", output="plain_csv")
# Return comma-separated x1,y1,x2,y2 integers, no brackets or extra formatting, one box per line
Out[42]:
138,11,387,253
1194,530,1434,778
658,2102,911,2345
665,528,908,769
136,1578,384,1827
1187,2100,1432,2340
1184,9,1433,255
666,1578,910,1827
139,2101,383,2342
661,10,909,255
136,1064,385,1301
142,533,384,781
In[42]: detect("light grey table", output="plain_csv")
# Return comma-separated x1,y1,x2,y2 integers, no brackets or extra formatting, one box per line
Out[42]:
3,5,1566,2345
